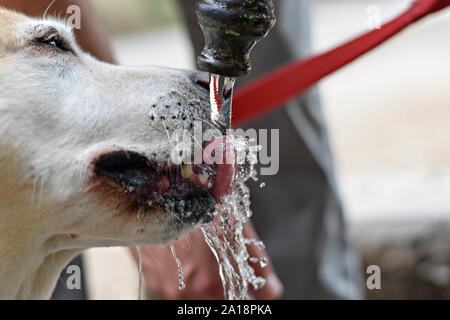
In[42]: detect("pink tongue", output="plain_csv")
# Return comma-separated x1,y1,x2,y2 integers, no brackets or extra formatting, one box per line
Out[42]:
203,136,237,202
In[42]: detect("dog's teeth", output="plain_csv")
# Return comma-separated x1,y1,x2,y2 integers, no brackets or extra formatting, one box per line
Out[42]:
182,164,193,178
198,173,209,185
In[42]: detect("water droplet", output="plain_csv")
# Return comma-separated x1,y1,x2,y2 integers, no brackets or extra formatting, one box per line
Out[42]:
249,257,259,263
170,244,185,291
259,257,268,268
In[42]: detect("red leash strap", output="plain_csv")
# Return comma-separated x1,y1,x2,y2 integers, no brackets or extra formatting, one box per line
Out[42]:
233,0,450,126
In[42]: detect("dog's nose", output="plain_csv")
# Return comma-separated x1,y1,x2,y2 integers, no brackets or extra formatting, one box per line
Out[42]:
190,71,210,92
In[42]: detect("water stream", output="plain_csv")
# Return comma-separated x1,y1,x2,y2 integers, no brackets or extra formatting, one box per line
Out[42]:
170,244,186,291
199,74,267,300
137,245,143,300
200,157,267,300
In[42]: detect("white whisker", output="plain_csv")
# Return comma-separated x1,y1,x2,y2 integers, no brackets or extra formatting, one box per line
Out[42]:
193,117,220,131
188,132,214,164
43,0,57,19
144,246,161,266
162,119,172,145
38,178,45,209
162,119,174,176
31,176,38,208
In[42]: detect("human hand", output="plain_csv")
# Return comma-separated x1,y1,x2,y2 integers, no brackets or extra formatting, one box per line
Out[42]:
131,222,283,300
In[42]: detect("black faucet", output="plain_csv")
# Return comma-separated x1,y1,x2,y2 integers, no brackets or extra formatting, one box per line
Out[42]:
195,0,276,78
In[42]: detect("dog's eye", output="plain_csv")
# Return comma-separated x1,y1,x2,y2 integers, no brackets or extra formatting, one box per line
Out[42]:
34,34,73,53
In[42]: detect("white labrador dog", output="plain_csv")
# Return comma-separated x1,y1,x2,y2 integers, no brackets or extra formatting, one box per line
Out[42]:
0,8,227,299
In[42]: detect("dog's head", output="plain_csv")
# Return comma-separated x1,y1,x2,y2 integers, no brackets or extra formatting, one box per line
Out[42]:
0,8,225,264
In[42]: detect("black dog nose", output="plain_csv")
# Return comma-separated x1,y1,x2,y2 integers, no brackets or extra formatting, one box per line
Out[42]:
190,71,210,92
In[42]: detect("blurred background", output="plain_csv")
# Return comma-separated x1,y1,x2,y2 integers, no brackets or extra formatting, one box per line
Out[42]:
82,0,450,299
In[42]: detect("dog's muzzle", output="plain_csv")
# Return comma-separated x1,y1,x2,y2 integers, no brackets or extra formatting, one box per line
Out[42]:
93,150,216,224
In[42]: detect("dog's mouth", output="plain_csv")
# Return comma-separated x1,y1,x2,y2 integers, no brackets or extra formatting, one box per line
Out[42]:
92,145,234,224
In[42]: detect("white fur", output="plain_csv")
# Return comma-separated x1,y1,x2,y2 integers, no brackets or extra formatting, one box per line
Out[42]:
0,9,210,299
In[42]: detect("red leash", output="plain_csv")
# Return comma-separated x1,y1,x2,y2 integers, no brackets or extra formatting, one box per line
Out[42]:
233,0,450,126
